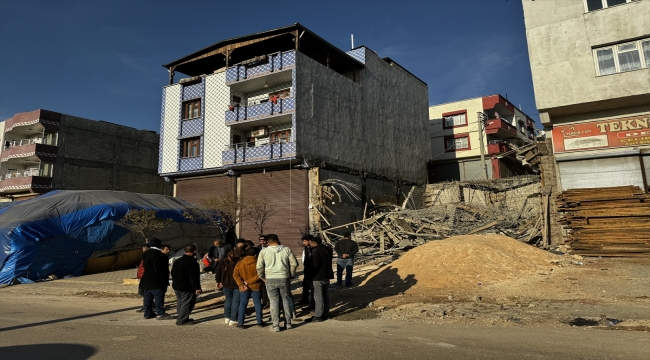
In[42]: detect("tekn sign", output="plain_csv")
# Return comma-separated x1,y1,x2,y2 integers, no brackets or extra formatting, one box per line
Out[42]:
552,114,650,153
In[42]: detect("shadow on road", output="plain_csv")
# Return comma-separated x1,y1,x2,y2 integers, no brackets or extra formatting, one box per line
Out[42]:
0,343,96,360
328,265,417,319
0,306,140,332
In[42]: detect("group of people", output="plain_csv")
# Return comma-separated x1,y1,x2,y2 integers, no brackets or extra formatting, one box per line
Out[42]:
136,232,359,330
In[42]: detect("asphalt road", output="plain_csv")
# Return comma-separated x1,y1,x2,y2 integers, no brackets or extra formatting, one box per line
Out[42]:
0,293,648,360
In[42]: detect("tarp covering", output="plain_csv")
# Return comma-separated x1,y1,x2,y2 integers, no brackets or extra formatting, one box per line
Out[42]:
0,190,219,285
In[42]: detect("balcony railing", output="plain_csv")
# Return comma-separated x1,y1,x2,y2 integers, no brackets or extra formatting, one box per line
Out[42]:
1,143,58,162
487,142,511,156
222,142,296,165
225,98,295,125
225,51,296,84
485,118,518,137
0,174,52,194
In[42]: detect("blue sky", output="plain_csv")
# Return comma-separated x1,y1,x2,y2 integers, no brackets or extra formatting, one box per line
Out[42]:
0,0,538,132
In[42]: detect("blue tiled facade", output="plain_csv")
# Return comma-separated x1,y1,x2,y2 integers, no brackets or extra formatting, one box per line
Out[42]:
226,51,296,84
346,47,366,64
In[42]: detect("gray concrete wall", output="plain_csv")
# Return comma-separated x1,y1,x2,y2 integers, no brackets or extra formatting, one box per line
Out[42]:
53,115,169,194
295,49,429,184
522,0,650,117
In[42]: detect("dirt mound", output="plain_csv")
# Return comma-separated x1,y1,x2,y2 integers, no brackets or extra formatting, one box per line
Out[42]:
364,234,561,291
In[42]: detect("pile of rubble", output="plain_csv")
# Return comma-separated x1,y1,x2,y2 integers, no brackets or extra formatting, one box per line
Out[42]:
320,176,543,264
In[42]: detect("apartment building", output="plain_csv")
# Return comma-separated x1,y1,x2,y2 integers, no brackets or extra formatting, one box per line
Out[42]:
0,109,168,200
428,94,536,182
523,0,650,191
158,23,429,250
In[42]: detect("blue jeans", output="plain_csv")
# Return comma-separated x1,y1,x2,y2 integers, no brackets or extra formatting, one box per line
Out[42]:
266,278,293,328
337,258,354,286
238,290,263,326
223,287,240,322
143,288,165,317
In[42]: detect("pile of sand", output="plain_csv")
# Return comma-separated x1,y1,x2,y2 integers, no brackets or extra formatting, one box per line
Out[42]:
364,234,561,291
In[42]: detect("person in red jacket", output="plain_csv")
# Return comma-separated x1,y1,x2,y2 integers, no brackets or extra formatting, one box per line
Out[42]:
135,244,150,313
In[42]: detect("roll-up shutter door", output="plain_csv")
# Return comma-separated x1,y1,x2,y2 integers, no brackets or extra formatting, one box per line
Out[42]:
558,156,643,191
240,169,308,256
175,175,236,205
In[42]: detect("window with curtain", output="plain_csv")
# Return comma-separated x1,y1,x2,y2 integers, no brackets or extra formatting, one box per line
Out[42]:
446,136,469,151
594,38,650,76
617,43,641,72
642,40,650,68
443,113,466,128
181,137,200,158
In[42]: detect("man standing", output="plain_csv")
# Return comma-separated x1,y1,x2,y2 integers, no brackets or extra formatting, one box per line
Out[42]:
204,239,232,273
141,238,173,320
171,245,202,326
298,235,315,307
310,236,333,322
334,232,359,287
257,235,269,308
256,234,298,332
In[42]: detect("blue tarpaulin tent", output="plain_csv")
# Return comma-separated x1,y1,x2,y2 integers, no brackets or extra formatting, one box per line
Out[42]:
0,190,217,285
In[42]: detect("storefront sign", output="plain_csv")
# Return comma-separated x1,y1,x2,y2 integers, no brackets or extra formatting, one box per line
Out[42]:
552,114,650,153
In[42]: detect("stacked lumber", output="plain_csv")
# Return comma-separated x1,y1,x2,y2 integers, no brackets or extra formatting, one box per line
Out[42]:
557,186,650,257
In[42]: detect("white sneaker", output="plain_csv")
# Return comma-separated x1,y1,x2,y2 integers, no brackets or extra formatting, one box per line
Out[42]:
225,318,230,324
228,320,237,326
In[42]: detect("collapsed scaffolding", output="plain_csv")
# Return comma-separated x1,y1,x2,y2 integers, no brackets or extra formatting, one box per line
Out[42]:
315,175,544,265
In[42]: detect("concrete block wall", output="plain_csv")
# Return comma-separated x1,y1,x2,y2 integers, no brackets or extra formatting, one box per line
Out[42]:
52,114,168,194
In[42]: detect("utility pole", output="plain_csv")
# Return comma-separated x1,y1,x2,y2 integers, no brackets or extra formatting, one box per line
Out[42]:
476,112,489,180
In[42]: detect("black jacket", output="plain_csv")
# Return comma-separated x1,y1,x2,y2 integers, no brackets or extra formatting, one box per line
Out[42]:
214,257,240,289
208,244,233,261
303,246,314,279
311,245,334,281
141,249,170,290
171,254,202,293
334,239,359,258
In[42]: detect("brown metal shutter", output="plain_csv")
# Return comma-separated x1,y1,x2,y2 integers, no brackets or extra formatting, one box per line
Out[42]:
240,169,308,256
175,175,236,205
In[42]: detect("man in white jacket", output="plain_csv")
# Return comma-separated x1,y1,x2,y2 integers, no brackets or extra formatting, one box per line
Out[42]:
256,234,298,332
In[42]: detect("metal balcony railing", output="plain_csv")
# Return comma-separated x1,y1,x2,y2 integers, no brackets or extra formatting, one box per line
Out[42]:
225,51,296,84
222,142,296,165
225,98,295,125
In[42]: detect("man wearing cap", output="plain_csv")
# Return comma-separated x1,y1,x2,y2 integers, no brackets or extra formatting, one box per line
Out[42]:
141,238,173,320
334,232,359,287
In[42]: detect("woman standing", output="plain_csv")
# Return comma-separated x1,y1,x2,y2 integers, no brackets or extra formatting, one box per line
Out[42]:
233,247,264,328
215,248,245,326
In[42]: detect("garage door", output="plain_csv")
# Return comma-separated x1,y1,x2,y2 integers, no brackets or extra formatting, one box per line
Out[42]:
175,175,236,205
558,156,644,191
240,169,308,256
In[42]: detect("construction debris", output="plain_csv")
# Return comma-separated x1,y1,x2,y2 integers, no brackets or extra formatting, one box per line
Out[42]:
320,176,543,264
557,186,650,257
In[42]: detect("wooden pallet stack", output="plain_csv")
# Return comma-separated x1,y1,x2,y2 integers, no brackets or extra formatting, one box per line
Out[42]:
557,186,650,257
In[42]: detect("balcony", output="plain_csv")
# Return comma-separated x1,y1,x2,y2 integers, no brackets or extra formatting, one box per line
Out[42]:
485,118,518,138
0,173,52,194
222,142,296,165
487,142,509,155
225,98,295,126
1,142,58,162
225,51,296,85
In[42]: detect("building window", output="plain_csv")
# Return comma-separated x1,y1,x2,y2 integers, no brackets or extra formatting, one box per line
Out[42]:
181,137,200,158
442,110,468,129
594,38,650,76
445,135,470,151
270,130,291,143
183,100,201,120
585,0,633,12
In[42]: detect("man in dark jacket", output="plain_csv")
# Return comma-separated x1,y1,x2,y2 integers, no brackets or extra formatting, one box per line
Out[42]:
135,244,150,313
171,244,202,325
310,236,333,322
334,232,359,287
141,238,173,320
204,239,232,273
298,235,315,306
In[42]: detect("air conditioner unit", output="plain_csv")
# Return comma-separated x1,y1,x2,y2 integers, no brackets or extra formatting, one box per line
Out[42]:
251,128,267,137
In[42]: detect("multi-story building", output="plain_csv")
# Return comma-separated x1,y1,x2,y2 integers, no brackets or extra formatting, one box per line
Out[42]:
523,0,650,191
428,94,536,182
158,23,429,251
0,109,168,200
